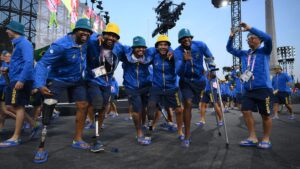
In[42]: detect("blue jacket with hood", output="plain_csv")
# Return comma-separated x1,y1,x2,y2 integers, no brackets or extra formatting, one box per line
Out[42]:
226,27,273,91
9,36,34,83
174,41,213,83
121,46,156,90
150,47,178,91
86,33,125,87
272,72,292,92
35,34,87,88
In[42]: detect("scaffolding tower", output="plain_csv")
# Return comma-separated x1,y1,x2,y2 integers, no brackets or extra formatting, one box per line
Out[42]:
231,0,242,67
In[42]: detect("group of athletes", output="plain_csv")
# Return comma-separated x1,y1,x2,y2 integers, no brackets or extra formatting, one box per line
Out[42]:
0,18,296,164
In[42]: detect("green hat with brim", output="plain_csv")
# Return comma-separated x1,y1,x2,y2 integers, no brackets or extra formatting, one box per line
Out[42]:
73,18,93,34
132,36,147,48
178,28,193,43
6,21,25,36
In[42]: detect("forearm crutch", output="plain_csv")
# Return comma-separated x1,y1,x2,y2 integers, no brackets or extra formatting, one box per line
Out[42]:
204,58,229,148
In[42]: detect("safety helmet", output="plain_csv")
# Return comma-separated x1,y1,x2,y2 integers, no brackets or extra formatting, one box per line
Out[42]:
274,65,282,70
6,21,25,36
155,34,171,47
103,23,120,39
132,36,147,48
73,18,93,34
178,28,193,43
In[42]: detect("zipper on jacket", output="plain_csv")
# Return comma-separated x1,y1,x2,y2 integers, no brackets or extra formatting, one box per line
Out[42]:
163,59,165,91
136,62,139,88
191,59,194,81
79,46,83,73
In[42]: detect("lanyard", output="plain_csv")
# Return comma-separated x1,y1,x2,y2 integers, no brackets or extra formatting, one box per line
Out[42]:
247,51,256,72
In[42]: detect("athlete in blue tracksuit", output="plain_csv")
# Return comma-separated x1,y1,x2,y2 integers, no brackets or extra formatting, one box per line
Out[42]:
33,18,93,163
272,65,294,119
226,22,273,149
120,36,154,145
0,21,37,149
197,72,223,126
231,70,243,110
174,28,215,147
85,23,125,151
147,35,184,142
0,52,10,132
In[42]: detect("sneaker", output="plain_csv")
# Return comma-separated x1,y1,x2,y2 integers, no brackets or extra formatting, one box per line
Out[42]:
141,125,148,131
90,140,104,153
195,121,206,126
22,122,31,130
288,115,295,120
178,135,184,141
84,122,95,130
218,121,224,126
160,123,169,131
52,110,60,119
137,136,151,145
272,116,279,120
181,139,190,148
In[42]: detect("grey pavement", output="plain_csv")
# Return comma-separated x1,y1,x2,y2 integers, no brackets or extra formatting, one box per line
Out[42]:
0,105,300,169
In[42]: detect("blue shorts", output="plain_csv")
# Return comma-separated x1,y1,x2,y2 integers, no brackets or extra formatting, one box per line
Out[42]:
241,88,273,116
0,85,6,101
86,81,111,110
179,79,206,103
125,86,149,113
222,94,229,102
30,91,43,106
5,81,32,106
201,90,218,104
46,80,87,102
273,91,290,105
148,87,181,109
235,93,243,104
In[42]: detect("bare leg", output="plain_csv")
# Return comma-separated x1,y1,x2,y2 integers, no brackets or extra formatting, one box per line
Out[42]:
261,115,272,142
183,99,193,140
73,101,88,143
242,111,258,141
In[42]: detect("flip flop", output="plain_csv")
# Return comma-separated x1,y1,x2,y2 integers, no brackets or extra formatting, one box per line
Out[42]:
239,139,258,147
72,140,90,150
257,141,272,149
195,121,206,126
0,139,21,148
33,150,48,164
178,135,185,141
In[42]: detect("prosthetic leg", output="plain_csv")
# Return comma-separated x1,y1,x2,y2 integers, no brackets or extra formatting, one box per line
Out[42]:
90,111,104,153
204,58,230,148
33,98,57,163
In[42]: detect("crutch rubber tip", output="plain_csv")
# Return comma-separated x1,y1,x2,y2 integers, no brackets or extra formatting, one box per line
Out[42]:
226,143,229,149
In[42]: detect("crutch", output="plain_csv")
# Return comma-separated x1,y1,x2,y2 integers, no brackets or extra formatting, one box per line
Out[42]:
204,58,230,148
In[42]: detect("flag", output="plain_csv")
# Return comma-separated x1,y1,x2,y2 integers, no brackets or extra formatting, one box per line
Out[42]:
46,0,60,12
34,45,50,61
61,0,72,13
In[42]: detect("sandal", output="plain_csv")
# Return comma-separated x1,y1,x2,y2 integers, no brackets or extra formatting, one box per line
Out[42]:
195,121,206,126
33,150,48,164
71,140,90,150
239,139,258,147
257,141,272,149
0,139,21,148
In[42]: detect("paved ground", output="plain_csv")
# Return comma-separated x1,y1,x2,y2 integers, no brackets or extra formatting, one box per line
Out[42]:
0,105,300,169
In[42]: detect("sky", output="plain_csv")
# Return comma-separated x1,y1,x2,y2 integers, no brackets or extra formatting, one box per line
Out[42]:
81,0,300,85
